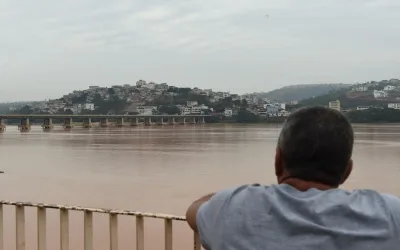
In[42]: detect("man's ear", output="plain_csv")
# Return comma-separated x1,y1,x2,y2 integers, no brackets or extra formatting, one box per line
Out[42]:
340,159,353,184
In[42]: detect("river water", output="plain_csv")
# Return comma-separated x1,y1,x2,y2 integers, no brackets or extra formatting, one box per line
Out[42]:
1,124,400,250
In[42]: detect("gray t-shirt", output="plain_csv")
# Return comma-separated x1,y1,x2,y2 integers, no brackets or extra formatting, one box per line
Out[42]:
197,184,400,250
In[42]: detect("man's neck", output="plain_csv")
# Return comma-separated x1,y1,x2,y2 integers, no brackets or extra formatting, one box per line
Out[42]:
281,177,337,191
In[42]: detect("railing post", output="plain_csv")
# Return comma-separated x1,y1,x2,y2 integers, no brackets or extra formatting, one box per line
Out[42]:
194,232,201,250
60,209,69,250
136,216,144,250
110,213,118,250
164,219,173,250
0,204,3,250
84,211,93,250
0,201,190,250
37,207,46,250
16,204,25,250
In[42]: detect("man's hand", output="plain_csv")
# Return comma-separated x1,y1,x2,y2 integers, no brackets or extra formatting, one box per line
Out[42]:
186,193,215,231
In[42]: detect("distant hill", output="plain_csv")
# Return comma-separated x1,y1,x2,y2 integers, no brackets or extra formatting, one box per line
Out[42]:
299,78,400,108
256,84,351,102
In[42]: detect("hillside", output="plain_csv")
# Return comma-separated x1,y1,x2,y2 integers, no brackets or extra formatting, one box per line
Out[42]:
299,79,400,108
257,84,350,102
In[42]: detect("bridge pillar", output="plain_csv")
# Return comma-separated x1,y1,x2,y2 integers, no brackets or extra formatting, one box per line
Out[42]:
83,118,92,128
64,118,74,129
0,118,5,132
130,118,139,126
157,117,165,125
42,118,54,131
100,118,108,128
18,118,31,132
168,117,176,125
190,117,197,124
198,116,205,124
116,118,124,127
179,117,186,125
144,117,153,126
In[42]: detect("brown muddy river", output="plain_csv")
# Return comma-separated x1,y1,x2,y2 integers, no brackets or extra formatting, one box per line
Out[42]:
1,124,400,249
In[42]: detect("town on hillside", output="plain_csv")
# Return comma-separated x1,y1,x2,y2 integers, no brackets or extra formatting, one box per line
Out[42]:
4,80,290,121
5,78,400,123
326,78,400,112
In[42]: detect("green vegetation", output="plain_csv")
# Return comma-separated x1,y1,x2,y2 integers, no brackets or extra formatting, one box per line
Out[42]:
236,110,260,123
257,84,350,102
91,94,126,114
299,90,394,109
158,105,181,115
346,108,400,123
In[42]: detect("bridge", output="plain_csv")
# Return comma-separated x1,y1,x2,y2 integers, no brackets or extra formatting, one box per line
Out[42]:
0,114,210,132
0,200,200,250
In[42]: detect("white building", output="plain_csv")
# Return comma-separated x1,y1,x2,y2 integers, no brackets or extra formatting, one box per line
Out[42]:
388,103,400,109
9,106,18,112
210,97,221,103
182,107,192,115
278,110,290,117
357,106,372,111
190,106,203,115
72,104,82,114
222,92,230,98
136,80,146,87
352,85,368,92
142,82,156,90
257,108,267,116
182,104,209,115
373,90,387,99
328,100,341,111
263,103,286,111
84,103,95,110
224,108,233,117
71,103,94,114
137,106,156,115
384,85,396,91
187,101,198,107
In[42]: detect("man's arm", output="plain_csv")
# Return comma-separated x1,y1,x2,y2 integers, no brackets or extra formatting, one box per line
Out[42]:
186,193,215,231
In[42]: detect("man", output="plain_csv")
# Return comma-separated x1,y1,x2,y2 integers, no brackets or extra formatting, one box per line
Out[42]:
186,106,400,250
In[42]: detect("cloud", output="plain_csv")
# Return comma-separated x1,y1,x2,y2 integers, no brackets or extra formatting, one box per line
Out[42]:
1,0,400,101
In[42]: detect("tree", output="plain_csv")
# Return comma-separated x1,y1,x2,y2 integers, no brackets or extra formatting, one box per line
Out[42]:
80,109,93,114
233,100,241,107
236,110,260,123
65,109,74,115
71,93,89,104
178,88,191,95
240,99,248,109
108,88,115,95
158,105,181,115
19,105,33,115
346,108,400,123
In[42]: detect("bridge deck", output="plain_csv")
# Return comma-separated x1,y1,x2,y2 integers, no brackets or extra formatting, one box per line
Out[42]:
0,114,210,119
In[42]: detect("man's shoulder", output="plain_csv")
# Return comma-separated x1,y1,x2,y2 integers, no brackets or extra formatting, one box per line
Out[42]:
347,188,400,204
208,185,400,210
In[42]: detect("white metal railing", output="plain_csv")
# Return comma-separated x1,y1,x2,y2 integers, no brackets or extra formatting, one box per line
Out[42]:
0,200,202,250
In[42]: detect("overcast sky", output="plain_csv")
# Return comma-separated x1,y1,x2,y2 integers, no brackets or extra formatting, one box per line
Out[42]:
1,0,400,102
